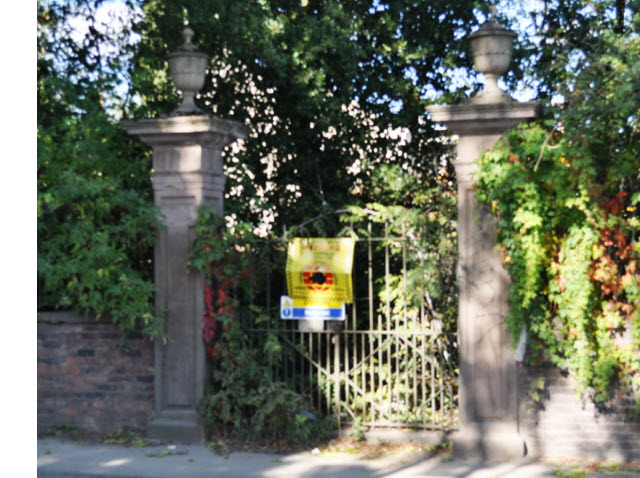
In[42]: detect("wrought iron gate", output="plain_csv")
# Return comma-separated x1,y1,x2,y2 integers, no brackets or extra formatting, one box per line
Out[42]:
241,223,459,430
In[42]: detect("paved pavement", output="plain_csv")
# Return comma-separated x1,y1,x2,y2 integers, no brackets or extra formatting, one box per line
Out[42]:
37,438,640,478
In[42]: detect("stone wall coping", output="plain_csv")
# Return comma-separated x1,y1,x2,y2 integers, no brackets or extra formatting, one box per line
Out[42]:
37,311,109,324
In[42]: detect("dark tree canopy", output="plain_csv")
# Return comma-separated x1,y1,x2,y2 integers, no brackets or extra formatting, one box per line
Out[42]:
129,0,490,235
38,0,494,334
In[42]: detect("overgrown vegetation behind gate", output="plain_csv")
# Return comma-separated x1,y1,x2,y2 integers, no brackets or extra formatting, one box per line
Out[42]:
190,207,459,442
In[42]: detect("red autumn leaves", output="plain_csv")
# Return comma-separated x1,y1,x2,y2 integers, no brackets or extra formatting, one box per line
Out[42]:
202,279,235,359
590,192,638,315
202,266,251,359
552,191,637,320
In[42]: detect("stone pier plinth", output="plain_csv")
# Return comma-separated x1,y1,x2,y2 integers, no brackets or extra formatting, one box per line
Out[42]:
123,115,248,442
427,101,538,459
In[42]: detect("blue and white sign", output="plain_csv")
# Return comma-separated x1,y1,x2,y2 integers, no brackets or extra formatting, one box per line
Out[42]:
280,295,345,321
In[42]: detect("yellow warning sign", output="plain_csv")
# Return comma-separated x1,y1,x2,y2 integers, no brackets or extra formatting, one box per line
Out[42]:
286,238,355,305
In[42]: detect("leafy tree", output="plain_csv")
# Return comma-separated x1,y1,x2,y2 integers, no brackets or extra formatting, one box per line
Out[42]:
37,0,487,349
476,0,640,408
37,0,164,336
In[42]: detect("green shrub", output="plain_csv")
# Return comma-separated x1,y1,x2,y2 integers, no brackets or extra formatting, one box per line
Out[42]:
37,61,163,337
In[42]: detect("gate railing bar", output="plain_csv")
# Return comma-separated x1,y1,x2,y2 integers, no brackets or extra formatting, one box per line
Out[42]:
384,222,391,419
270,331,440,411
402,222,411,412
367,222,375,422
245,327,450,337
316,333,322,414
419,236,427,413
334,334,341,430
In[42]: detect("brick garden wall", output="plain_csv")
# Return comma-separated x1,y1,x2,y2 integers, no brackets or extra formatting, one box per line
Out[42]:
518,364,640,462
37,312,155,435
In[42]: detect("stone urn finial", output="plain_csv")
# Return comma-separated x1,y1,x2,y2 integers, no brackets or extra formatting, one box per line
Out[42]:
467,5,517,104
167,27,210,115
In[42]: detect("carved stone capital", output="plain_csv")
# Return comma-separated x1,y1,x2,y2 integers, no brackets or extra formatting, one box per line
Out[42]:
427,101,540,137
121,115,249,149
427,101,539,187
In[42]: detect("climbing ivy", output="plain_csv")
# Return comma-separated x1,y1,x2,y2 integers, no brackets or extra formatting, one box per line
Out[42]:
475,8,640,407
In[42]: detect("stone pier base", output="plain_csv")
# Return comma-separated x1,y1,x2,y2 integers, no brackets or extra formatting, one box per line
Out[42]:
146,409,203,444
453,423,525,460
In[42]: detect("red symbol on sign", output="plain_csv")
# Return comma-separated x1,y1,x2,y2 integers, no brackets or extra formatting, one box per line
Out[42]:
302,264,334,291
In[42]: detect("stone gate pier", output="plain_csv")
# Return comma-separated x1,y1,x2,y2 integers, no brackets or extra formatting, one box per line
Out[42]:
122,29,248,442
427,10,538,459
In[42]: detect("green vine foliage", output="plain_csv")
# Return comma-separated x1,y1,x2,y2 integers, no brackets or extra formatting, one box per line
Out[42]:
475,13,640,408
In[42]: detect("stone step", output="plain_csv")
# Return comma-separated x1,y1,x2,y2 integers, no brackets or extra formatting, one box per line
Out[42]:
146,409,203,444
